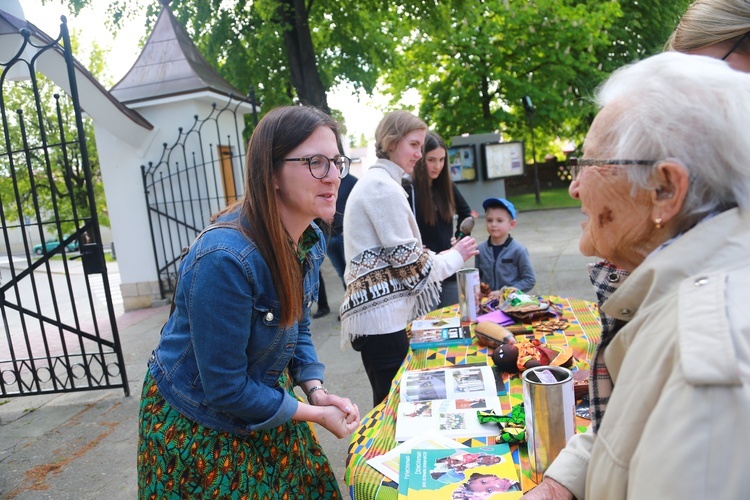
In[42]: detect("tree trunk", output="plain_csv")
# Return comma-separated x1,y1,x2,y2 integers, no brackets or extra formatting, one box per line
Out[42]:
276,0,331,114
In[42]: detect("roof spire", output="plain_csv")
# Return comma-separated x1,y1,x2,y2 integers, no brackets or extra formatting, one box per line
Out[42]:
109,6,244,103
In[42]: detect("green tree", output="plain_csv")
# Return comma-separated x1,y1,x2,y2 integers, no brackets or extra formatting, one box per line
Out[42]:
0,31,110,236
383,0,692,159
55,0,397,117
52,0,691,154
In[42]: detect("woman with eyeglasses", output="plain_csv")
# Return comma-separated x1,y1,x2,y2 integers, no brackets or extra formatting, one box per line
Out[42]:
340,111,479,407
667,0,750,72
138,105,360,498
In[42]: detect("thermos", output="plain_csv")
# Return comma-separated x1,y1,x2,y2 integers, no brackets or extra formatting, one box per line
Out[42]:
456,268,480,322
522,366,575,483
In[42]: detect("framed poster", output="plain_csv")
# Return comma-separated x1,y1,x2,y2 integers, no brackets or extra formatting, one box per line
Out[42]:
483,142,525,180
447,145,477,183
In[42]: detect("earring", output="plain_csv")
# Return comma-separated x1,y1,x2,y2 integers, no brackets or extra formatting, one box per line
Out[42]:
654,217,662,229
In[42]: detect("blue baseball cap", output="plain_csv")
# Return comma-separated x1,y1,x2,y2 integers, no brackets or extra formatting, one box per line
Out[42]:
482,197,516,219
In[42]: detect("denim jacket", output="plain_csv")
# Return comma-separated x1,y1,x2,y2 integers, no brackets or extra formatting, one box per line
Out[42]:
149,216,326,435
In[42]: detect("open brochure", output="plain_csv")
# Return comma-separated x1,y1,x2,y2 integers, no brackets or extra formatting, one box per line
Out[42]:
395,365,503,442
366,432,467,483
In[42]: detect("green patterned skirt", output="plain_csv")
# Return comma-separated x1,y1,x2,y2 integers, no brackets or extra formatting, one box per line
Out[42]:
137,369,341,499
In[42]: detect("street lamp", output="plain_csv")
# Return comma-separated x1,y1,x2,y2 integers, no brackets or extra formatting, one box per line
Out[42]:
522,96,541,204
249,86,259,126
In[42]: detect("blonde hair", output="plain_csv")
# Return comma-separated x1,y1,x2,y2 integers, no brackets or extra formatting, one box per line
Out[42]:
374,110,427,159
666,0,750,52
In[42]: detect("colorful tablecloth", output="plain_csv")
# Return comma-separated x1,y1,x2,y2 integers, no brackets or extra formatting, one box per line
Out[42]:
345,296,601,499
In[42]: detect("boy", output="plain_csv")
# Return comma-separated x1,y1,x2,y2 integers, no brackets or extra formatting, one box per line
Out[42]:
475,197,535,295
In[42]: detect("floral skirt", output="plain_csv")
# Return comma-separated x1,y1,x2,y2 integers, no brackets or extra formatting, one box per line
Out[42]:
137,369,341,499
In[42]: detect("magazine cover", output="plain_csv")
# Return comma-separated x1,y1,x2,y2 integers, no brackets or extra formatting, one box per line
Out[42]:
367,432,467,483
395,366,502,442
410,315,461,333
397,453,411,500
410,324,473,350
406,444,522,499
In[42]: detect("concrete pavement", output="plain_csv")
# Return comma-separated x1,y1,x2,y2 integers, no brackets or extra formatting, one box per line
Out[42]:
0,207,595,499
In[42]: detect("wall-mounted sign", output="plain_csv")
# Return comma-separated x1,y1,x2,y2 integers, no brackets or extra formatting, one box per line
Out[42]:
447,145,477,183
483,142,525,180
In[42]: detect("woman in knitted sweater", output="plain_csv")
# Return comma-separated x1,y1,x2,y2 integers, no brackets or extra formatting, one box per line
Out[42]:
340,111,478,406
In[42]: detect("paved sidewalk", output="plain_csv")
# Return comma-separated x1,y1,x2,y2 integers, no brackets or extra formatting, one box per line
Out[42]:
0,207,594,499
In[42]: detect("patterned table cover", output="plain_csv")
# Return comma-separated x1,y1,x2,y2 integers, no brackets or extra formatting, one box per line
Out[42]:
344,295,601,499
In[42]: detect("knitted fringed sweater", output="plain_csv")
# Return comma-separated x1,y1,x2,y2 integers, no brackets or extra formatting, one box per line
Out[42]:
340,159,464,348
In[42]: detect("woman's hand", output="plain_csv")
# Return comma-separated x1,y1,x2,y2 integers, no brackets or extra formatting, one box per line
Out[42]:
307,391,360,438
522,478,574,499
310,391,360,424
453,235,479,262
315,404,361,439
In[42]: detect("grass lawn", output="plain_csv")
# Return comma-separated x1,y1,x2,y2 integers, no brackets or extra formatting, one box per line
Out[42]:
507,187,581,213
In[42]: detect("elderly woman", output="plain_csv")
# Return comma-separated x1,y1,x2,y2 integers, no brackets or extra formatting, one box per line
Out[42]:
524,52,750,499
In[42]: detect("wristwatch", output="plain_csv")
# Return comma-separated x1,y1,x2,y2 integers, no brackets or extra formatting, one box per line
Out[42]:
306,385,328,403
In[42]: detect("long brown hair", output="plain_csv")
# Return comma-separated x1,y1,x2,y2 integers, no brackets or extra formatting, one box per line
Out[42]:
213,106,340,326
413,131,455,226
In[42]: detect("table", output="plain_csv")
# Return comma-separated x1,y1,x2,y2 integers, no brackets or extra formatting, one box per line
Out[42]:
344,295,601,499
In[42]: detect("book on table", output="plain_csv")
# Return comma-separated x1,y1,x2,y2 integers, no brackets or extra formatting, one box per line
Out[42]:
397,452,411,500
366,431,467,483
404,443,522,499
409,315,472,350
395,365,503,442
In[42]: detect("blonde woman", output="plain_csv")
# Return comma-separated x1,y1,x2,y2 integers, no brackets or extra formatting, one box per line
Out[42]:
340,111,478,406
666,0,750,71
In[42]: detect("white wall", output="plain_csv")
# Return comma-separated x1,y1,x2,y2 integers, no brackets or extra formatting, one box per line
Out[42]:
95,93,252,309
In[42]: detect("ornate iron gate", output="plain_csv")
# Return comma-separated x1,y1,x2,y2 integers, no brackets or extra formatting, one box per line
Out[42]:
0,19,128,396
142,98,250,300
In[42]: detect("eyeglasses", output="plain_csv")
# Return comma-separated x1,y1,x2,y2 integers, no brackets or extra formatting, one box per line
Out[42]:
284,154,351,179
722,32,749,61
568,157,657,180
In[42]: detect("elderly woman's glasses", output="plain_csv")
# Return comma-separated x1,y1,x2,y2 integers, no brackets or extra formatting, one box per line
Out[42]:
568,157,656,181
284,154,351,179
722,32,749,61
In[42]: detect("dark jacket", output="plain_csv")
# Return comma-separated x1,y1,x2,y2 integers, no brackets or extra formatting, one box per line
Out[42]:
404,181,472,253
331,174,358,236
475,236,536,292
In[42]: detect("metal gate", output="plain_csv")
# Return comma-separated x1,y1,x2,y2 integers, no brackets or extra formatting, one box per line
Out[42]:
142,98,251,300
0,19,128,396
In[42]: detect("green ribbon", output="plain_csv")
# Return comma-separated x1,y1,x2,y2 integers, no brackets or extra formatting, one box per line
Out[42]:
477,404,527,443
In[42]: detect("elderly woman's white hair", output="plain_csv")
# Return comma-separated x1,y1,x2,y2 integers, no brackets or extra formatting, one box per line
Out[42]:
593,51,750,231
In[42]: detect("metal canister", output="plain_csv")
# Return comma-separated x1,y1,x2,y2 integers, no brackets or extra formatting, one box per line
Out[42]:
522,366,575,483
456,268,480,322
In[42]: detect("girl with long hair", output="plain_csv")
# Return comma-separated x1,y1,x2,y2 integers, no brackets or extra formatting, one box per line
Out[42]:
408,131,473,308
